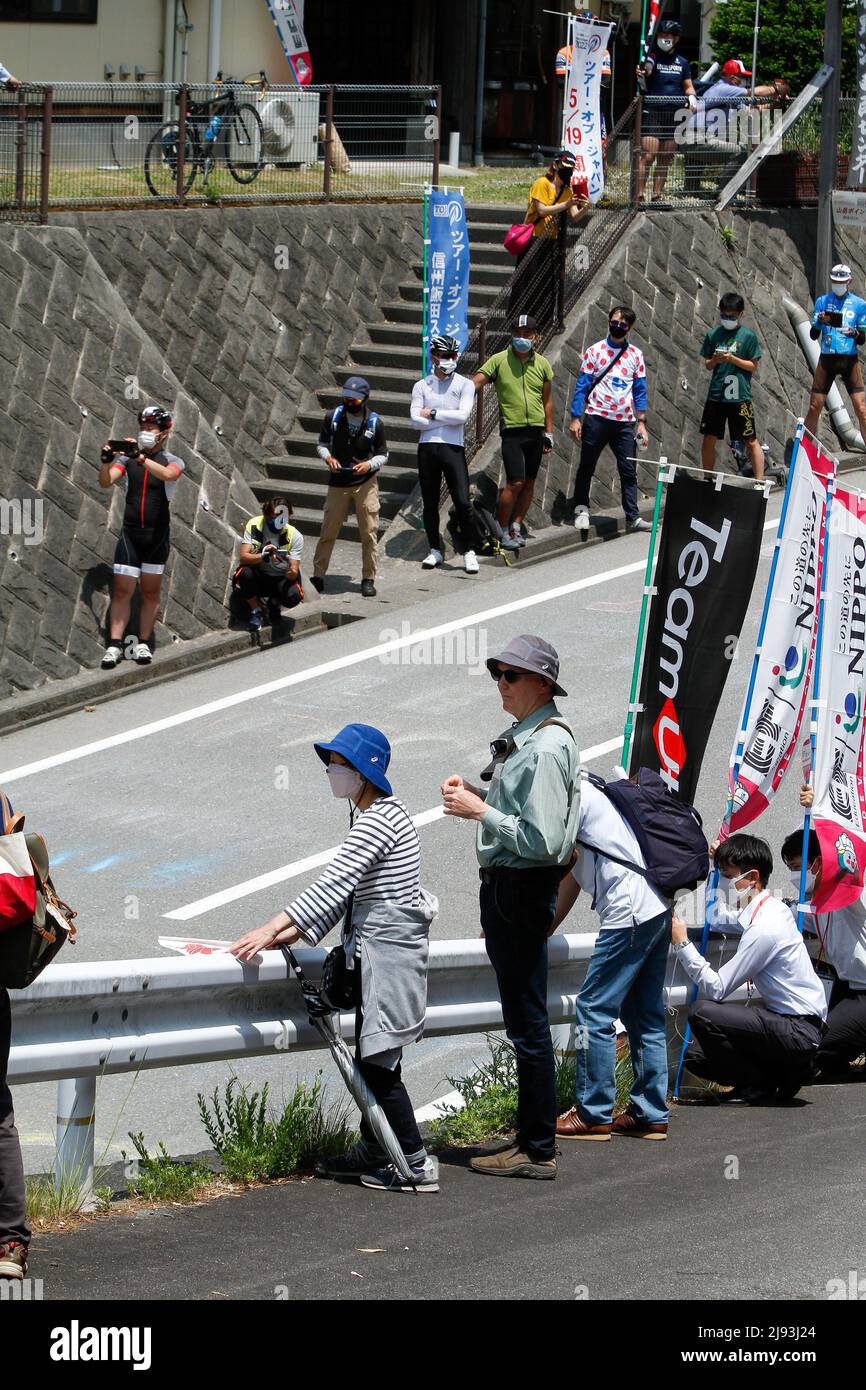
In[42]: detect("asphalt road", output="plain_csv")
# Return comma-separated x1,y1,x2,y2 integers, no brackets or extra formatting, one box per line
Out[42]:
6,467,866,1175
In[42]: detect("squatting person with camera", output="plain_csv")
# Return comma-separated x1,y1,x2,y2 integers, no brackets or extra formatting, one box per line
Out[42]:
98,405,184,670
233,494,304,632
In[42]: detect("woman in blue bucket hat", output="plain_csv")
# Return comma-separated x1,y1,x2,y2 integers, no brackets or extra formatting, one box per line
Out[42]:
231,723,439,1193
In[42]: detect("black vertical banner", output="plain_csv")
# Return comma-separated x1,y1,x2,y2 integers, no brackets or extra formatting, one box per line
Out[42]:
631,474,767,804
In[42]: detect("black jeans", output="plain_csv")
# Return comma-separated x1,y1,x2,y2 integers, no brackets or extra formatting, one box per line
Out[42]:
233,566,303,610
480,864,562,1159
818,978,866,1074
686,1000,823,1092
0,988,29,1247
417,442,473,553
572,415,639,523
353,973,424,1161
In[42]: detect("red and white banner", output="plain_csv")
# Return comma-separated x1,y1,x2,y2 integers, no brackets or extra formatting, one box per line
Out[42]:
0,833,36,929
265,0,313,85
728,434,836,832
562,16,614,204
810,487,866,911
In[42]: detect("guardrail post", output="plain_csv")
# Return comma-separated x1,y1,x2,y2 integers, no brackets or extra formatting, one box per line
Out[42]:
432,84,442,187
323,84,334,202
475,320,487,451
175,83,188,205
14,85,27,210
38,85,52,224
630,96,642,208
55,1076,96,1207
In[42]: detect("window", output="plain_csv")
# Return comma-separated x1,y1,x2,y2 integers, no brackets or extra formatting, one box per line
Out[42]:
0,0,98,20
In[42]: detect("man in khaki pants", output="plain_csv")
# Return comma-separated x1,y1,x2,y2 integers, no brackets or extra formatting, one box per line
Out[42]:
311,376,388,598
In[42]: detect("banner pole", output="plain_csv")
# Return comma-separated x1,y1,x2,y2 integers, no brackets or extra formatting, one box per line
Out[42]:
422,185,431,377
672,427,804,1097
621,457,667,774
797,467,838,934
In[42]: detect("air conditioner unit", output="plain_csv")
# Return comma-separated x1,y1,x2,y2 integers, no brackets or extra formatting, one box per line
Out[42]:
257,90,320,165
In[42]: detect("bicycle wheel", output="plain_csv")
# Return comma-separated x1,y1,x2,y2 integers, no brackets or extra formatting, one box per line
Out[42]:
144,122,198,199
225,103,265,184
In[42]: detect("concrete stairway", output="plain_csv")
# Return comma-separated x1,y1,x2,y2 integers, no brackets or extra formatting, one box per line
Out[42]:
249,204,521,544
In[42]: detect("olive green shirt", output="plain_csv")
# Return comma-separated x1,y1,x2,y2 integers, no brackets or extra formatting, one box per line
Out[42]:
478,347,554,430
476,701,580,868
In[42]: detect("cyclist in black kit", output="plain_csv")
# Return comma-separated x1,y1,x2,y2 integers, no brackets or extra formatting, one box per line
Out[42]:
98,405,184,669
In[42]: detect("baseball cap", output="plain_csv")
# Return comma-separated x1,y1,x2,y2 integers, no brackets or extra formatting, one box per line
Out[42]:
831,263,853,283
486,634,568,697
555,148,578,169
512,313,540,334
722,59,752,77
341,375,370,398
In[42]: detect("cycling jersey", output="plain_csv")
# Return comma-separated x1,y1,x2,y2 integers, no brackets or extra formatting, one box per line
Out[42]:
115,449,184,531
479,347,554,430
812,291,866,357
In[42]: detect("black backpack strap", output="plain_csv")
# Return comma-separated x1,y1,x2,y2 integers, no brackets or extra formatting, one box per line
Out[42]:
574,836,646,880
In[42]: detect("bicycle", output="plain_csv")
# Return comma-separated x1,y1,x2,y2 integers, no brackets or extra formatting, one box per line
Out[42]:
144,71,268,199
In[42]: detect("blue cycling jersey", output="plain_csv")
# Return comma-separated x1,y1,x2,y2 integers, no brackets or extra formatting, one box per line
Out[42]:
812,291,866,356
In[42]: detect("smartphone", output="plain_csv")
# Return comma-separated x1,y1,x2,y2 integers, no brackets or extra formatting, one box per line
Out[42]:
108,438,139,457
825,311,843,327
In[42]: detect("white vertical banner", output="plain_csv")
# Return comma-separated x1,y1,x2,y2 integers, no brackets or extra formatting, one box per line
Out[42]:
264,0,313,85
562,16,614,204
849,0,866,188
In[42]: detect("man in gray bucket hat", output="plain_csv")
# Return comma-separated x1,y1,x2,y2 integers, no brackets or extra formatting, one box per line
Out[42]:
442,635,580,1179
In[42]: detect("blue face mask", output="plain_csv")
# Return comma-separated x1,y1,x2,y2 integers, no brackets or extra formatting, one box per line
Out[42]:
512,337,533,353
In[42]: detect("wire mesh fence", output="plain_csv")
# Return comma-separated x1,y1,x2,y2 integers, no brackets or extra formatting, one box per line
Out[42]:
0,81,440,214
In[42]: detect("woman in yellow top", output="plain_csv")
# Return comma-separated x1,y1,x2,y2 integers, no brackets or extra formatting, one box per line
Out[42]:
510,148,589,323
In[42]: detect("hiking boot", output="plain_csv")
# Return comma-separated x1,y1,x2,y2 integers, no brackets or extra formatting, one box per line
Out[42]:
309,575,325,594
573,506,589,534
556,1107,612,1141
463,550,479,574
315,1141,385,1181
612,1110,668,1140
0,1241,28,1280
360,1155,440,1193
360,579,377,598
101,644,123,669
469,1147,556,1179
472,1134,518,1156
422,549,444,569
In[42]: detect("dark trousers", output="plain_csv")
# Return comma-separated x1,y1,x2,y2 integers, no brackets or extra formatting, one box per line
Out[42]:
0,988,29,1247
480,865,562,1159
417,442,473,553
353,980,424,1161
572,415,639,523
818,978,866,1074
233,566,302,610
685,1000,823,1092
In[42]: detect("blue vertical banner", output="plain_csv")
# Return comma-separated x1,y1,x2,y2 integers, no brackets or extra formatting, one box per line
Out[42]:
425,189,470,371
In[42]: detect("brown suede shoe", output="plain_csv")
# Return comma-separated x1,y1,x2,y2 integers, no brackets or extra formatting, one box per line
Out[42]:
469,1147,556,1179
556,1107,611,1141
471,1135,518,1157
612,1110,668,1140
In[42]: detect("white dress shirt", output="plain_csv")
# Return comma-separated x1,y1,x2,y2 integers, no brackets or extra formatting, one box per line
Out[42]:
571,777,669,929
676,889,828,1019
409,372,476,446
815,887,866,989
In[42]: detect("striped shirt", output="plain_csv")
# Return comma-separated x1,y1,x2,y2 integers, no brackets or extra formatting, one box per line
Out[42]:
285,796,421,947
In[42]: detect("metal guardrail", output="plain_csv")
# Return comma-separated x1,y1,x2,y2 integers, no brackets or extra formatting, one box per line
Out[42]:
9,931,745,1196
0,81,441,217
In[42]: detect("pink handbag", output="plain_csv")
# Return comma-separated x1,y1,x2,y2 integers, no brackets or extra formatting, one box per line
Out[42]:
503,221,535,256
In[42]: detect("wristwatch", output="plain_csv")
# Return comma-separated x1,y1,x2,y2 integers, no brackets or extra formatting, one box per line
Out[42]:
429,409,437,420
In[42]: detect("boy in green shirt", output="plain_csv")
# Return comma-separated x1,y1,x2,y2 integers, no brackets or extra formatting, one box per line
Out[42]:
699,291,764,481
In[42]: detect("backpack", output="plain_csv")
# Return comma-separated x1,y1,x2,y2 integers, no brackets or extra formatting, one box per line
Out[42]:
0,788,77,989
330,405,381,458
576,768,709,898
447,495,515,565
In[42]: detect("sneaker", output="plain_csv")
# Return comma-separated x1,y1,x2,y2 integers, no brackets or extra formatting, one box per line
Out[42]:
101,644,123,670
509,525,526,548
316,1141,385,1181
0,1241,28,1280
555,1107,612,1141
469,1147,556,1179
132,641,152,664
422,549,444,569
360,1155,440,1193
471,1134,518,1156
360,579,377,598
611,1110,668,1140
573,506,590,534
627,517,652,533
309,575,325,594
464,550,479,574
718,1085,776,1105
248,607,263,632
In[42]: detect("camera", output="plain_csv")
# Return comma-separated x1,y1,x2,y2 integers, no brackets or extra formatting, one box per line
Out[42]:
104,438,139,461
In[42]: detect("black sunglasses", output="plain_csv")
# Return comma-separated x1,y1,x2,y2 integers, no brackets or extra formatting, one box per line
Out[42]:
489,666,526,684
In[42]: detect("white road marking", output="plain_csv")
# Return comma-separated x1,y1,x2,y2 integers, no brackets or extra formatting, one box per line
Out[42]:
164,735,625,920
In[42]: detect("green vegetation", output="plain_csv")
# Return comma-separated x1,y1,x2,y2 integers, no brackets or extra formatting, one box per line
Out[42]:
196,1073,356,1184
709,0,857,95
124,1132,215,1204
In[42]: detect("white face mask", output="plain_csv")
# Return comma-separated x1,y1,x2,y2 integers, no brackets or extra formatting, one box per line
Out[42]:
789,868,817,896
720,316,739,331
435,357,458,376
138,430,159,450
721,873,753,910
657,37,675,52
830,282,850,297
327,764,363,800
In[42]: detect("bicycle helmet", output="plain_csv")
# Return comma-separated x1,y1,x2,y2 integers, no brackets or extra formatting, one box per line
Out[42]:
430,334,460,356
138,405,173,431
658,18,682,35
